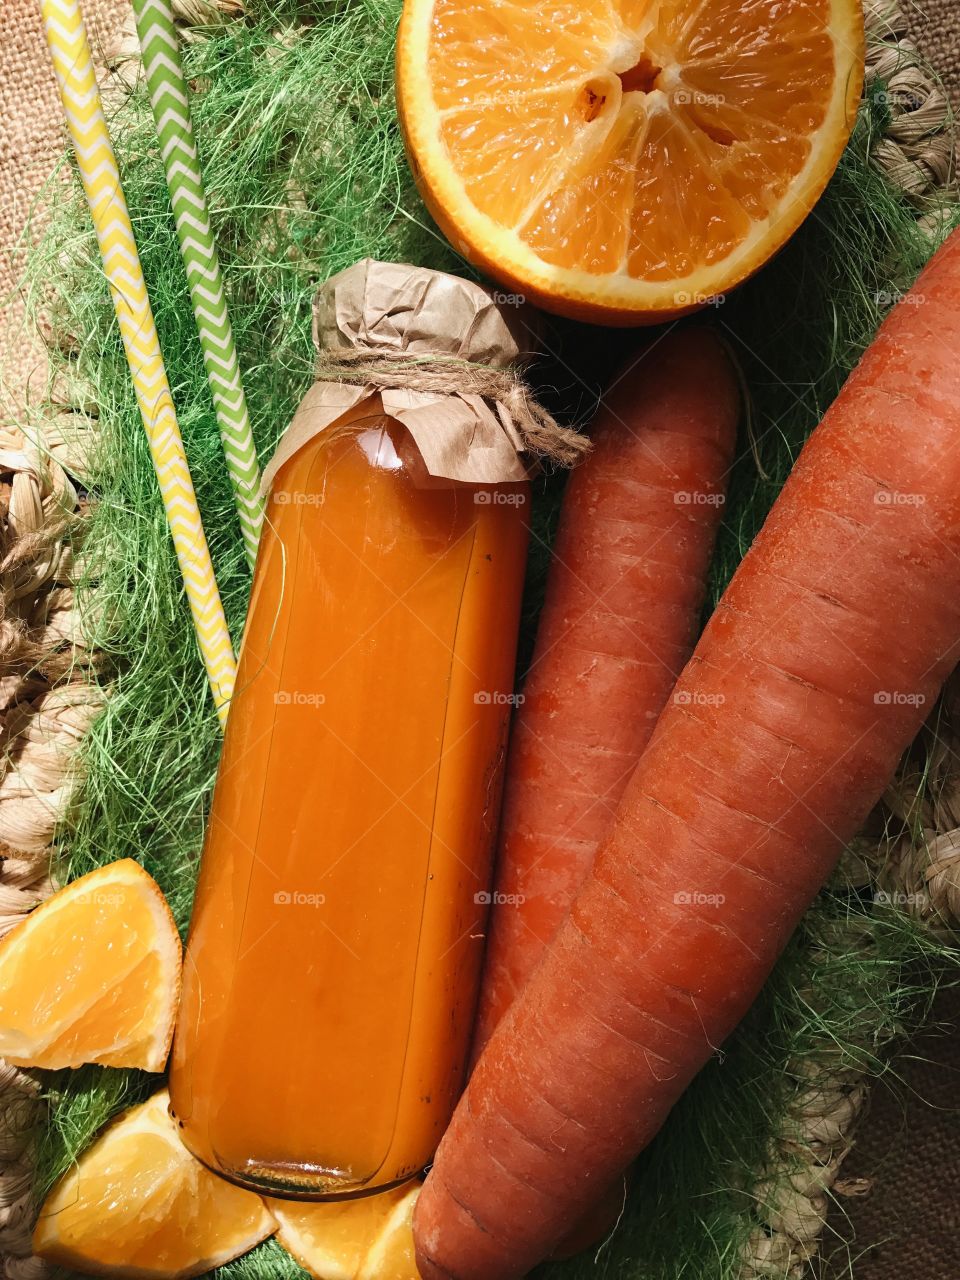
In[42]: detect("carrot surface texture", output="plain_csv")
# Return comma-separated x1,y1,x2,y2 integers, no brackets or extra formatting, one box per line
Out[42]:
415,229,960,1280
472,328,739,1058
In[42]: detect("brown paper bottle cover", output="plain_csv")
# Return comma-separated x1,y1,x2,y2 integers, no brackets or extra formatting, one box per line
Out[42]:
261,259,586,493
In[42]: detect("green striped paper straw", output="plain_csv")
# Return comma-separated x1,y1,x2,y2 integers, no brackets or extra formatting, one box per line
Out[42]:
132,0,263,570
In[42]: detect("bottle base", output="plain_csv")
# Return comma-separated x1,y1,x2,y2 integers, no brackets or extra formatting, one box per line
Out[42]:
170,1098,421,1200
207,1159,419,1202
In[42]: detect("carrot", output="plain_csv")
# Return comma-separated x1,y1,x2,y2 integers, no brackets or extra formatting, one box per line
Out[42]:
472,328,739,1057
415,229,960,1280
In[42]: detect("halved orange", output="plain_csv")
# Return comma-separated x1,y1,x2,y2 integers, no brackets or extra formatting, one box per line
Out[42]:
397,0,865,323
269,1181,419,1280
33,1089,277,1278
0,859,180,1070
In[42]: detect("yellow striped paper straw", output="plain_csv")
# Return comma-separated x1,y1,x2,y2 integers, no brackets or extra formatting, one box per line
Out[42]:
41,0,236,725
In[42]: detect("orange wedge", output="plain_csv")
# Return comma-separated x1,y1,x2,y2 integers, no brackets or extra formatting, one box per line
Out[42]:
269,1181,419,1279
397,0,864,323
33,1089,276,1278
358,1184,419,1280
0,859,180,1070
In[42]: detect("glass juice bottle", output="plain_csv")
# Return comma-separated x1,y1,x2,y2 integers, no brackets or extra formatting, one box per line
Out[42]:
169,395,530,1198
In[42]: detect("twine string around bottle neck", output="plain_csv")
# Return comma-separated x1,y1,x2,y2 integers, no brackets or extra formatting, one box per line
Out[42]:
315,346,590,468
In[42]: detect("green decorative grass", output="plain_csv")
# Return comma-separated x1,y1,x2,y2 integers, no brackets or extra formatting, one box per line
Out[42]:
16,2,960,1276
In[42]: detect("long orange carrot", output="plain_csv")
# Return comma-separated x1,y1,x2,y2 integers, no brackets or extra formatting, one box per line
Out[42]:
415,229,960,1279
472,329,738,1057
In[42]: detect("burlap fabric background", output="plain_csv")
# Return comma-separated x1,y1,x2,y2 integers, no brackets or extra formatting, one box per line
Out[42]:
821,989,960,1280
0,0,130,413
913,0,960,112
0,2,956,1278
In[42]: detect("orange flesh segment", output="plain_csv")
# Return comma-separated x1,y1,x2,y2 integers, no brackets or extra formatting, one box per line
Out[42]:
358,1185,419,1279
33,1091,276,1279
428,0,617,108
270,1182,420,1280
426,0,845,280
40,951,169,1068
0,860,181,1071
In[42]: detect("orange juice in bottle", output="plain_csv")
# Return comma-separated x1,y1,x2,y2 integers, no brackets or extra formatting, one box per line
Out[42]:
169,263,542,1198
